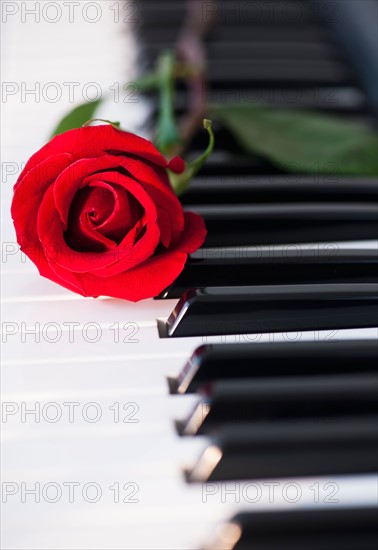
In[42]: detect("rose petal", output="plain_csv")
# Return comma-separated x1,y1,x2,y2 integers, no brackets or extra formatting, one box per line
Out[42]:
48,249,189,301
64,179,143,252
64,184,118,252
176,211,208,253
110,156,185,246
11,153,72,264
19,125,176,183
91,181,143,242
37,177,160,275
53,157,118,226
42,210,207,301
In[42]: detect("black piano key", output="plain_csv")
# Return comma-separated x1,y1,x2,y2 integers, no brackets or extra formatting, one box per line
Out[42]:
205,508,378,550
158,245,378,299
144,49,353,84
186,416,378,481
190,86,368,112
146,40,342,63
178,373,378,435
206,59,354,85
139,0,323,28
140,23,336,47
164,283,378,338
180,176,378,206
139,1,360,96
182,151,281,176
169,339,378,394
175,88,368,116
191,203,378,247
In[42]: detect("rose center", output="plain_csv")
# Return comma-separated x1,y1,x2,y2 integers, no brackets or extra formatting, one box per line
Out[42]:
64,182,144,253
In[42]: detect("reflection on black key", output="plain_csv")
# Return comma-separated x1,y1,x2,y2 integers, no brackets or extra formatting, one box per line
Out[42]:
165,284,378,338
204,508,378,550
158,244,378,299
169,339,378,394
178,373,378,435
180,176,378,206
186,416,378,482
193,203,378,247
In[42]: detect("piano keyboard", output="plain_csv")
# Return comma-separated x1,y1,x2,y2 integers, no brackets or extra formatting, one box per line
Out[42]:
2,1,377,549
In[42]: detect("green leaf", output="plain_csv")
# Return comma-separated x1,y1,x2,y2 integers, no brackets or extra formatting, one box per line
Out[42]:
49,99,102,138
210,104,378,176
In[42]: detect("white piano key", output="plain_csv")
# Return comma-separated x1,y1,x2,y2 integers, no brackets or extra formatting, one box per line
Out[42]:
1,293,176,326
1,357,186,396
2,466,377,550
2,318,377,365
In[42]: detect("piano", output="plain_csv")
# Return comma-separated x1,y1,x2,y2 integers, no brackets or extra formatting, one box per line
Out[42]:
1,0,378,548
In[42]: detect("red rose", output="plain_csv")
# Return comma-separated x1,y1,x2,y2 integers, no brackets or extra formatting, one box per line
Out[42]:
11,125,206,301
